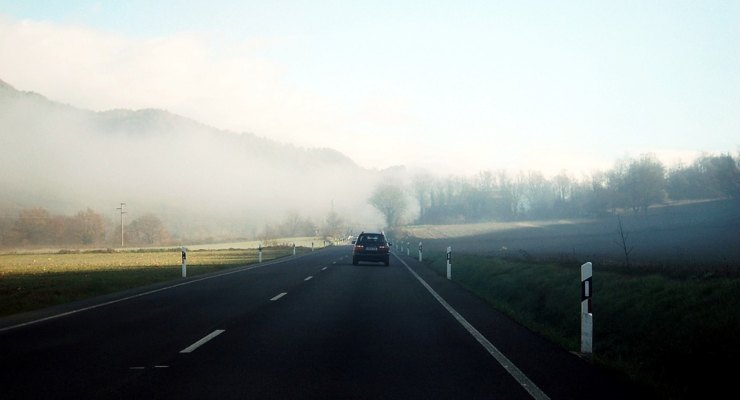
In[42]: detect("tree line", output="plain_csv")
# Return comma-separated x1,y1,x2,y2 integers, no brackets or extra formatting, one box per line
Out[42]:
259,209,348,242
0,207,170,248
371,153,740,226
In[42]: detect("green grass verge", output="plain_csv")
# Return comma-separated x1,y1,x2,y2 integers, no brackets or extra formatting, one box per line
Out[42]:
0,247,302,317
425,253,740,400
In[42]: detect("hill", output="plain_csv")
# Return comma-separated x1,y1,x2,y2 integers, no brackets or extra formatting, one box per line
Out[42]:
0,78,381,239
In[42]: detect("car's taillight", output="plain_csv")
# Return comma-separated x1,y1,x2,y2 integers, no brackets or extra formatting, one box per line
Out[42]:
354,245,364,252
379,245,388,253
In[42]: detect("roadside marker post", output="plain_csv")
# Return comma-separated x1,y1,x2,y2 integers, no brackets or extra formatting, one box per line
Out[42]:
581,262,593,355
181,247,187,278
418,241,423,262
446,246,452,280
258,244,263,263
293,243,296,256
407,242,410,256
312,242,314,252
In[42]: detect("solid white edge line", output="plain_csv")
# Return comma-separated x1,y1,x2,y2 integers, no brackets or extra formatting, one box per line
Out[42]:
0,256,294,333
395,255,550,400
270,292,287,301
180,329,225,354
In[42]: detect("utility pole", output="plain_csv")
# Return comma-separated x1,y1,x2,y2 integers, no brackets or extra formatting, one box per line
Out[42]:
116,203,126,247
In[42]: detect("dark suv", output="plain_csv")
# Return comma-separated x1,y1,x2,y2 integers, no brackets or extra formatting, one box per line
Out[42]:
352,232,390,266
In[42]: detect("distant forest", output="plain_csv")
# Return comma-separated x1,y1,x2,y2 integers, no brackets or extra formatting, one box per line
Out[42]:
0,208,169,248
409,153,739,224
0,207,349,249
2,153,737,248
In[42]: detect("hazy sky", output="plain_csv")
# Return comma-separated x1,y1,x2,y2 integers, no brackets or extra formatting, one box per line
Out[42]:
1,0,738,176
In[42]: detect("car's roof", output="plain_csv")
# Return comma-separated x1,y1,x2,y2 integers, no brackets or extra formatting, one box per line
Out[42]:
359,232,385,237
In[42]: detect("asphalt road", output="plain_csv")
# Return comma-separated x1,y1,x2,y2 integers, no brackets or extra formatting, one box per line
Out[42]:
0,246,648,399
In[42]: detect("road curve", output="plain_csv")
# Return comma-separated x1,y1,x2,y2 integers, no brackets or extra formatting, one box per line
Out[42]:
0,247,647,399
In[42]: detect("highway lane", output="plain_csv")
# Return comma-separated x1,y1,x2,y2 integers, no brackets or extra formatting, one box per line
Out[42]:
0,246,646,399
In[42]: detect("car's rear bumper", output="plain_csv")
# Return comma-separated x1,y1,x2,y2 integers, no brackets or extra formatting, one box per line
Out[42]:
353,253,389,262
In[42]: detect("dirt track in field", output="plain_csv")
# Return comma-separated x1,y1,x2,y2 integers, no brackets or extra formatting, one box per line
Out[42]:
399,199,740,267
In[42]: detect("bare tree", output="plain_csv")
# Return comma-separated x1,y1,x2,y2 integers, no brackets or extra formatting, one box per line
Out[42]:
412,173,434,223
13,208,53,245
279,211,315,237
625,154,667,213
614,214,634,267
127,214,170,245
322,209,344,239
69,208,106,245
369,183,407,228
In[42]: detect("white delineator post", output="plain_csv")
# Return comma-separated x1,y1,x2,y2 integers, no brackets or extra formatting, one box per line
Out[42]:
581,262,593,355
446,246,452,280
293,243,296,256
407,242,410,256
418,241,423,262
258,244,263,263
181,247,187,278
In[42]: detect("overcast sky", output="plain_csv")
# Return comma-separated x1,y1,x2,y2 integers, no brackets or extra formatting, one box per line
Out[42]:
1,0,738,176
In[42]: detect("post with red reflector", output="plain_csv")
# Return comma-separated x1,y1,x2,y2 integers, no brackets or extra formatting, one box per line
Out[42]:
446,246,452,280
581,262,593,356
418,241,423,262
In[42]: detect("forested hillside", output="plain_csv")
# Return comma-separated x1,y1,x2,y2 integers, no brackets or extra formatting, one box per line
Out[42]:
0,79,380,246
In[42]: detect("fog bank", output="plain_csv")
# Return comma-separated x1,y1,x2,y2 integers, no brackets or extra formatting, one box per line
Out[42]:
0,80,385,240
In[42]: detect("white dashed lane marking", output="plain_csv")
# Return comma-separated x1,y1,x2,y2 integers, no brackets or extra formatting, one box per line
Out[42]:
270,292,288,301
180,329,225,354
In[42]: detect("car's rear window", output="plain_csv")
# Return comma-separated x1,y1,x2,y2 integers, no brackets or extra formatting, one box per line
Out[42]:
358,235,384,244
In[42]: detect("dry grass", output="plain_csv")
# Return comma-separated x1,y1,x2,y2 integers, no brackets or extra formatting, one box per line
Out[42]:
0,247,298,317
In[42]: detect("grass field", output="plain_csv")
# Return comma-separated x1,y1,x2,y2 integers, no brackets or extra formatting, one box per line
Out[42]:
393,201,740,399
421,252,739,399
183,236,330,250
0,246,303,317
397,199,740,268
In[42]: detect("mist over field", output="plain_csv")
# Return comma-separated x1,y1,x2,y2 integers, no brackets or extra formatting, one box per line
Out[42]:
2,76,739,262
2,2,738,252
0,79,386,242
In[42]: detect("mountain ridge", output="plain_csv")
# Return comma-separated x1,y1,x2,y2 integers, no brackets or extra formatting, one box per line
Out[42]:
0,78,383,236
0,79,359,169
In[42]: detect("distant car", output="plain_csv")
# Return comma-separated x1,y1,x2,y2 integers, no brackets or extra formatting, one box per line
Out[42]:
352,232,390,266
